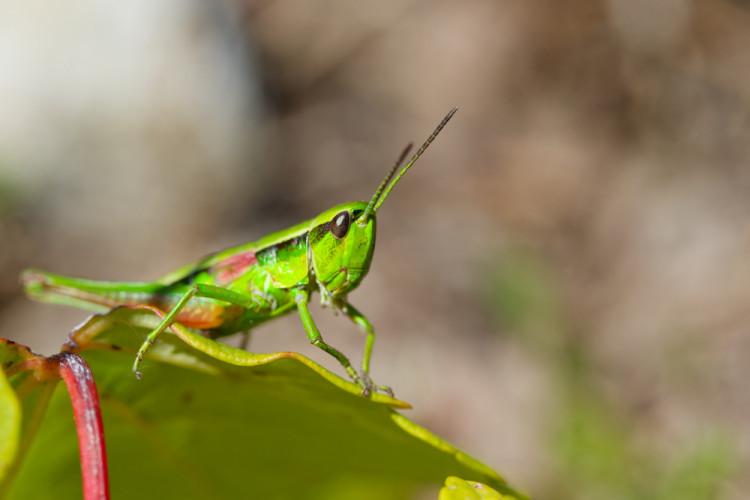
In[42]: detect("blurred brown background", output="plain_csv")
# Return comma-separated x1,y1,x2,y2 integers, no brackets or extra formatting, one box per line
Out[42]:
1,0,749,497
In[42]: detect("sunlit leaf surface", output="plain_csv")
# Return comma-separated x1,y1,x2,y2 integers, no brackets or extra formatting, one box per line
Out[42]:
2,315,524,499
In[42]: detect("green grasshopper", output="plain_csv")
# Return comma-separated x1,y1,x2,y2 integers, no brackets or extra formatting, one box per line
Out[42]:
21,107,457,396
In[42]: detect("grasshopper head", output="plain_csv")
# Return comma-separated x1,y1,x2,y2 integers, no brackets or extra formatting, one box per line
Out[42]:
309,107,458,298
309,201,376,297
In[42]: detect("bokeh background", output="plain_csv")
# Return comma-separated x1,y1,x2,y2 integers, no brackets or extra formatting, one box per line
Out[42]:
1,0,749,497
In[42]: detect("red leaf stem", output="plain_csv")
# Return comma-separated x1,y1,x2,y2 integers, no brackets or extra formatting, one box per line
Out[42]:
55,352,110,500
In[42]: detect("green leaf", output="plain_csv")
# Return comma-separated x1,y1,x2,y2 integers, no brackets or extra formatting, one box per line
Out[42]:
2,313,525,499
0,365,21,481
0,339,58,498
439,476,516,500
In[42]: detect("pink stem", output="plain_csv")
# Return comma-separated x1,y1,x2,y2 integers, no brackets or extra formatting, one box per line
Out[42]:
55,352,110,500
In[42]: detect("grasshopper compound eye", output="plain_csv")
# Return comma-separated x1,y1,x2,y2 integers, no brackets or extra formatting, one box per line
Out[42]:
330,210,351,239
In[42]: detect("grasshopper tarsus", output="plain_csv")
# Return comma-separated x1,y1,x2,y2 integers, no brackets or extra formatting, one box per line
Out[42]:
377,385,394,398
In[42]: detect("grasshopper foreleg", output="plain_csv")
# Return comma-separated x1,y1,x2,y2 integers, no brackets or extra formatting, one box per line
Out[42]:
293,289,372,396
341,302,393,397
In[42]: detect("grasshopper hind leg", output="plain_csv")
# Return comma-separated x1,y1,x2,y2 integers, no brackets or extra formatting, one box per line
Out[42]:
133,288,198,378
133,283,269,377
238,331,252,351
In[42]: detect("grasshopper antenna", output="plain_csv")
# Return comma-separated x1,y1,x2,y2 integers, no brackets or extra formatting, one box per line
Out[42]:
371,107,458,214
360,142,414,224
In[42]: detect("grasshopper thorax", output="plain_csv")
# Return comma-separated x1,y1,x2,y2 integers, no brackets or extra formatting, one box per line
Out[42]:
309,201,376,297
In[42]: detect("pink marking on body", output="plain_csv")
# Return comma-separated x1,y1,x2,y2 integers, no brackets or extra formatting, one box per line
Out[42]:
123,303,225,330
210,250,258,286
175,304,226,329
